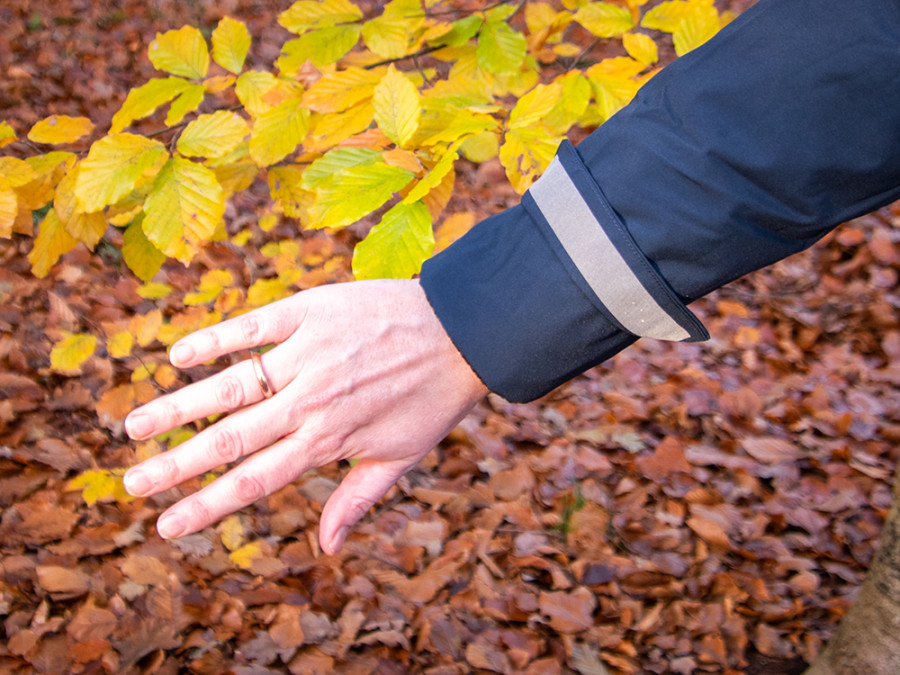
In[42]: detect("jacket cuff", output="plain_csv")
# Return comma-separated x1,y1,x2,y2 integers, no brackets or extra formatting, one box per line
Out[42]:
419,140,707,403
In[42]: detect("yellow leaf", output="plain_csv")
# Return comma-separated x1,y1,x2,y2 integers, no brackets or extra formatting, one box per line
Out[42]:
574,2,634,37
268,165,313,223
673,3,720,56
165,83,206,126
131,362,156,381
107,331,134,358
459,130,499,162
247,277,292,307
249,97,310,167
0,157,38,187
585,59,642,123
622,32,658,65
509,82,562,129
352,200,433,280
178,111,249,159
110,77,193,133
543,72,591,135
28,208,79,278
137,282,173,299
305,101,374,151
184,268,234,305
0,121,16,149
641,0,691,32
123,215,166,282
235,71,282,117
149,26,210,79
300,147,381,191
204,75,236,93
278,0,363,34
278,25,361,73
403,146,457,204
219,515,245,551
309,162,414,230
0,176,17,238
130,308,164,347
373,66,420,149
362,15,414,59
75,134,167,213
50,331,97,374
302,66,382,114
212,16,251,75
499,126,562,194
229,540,265,569
142,157,226,263
28,115,94,145
54,165,107,250
67,469,134,506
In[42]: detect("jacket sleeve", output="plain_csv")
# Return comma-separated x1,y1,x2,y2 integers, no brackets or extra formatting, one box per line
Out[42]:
420,0,900,403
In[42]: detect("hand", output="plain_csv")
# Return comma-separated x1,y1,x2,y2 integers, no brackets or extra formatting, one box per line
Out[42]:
122,279,487,554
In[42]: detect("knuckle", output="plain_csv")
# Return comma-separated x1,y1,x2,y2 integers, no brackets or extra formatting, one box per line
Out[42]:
216,375,244,410
163,398,184,426
210,427,242,464
158,455,180,484
240,316,260,343
344,494,375,523
207,329,223,354
188,497,212,525
233,471,267,503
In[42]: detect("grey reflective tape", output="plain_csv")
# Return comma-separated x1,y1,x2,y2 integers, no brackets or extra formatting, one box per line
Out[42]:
529,158,690,341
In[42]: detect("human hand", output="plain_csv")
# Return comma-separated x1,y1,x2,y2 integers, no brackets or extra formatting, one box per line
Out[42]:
122,279,487,554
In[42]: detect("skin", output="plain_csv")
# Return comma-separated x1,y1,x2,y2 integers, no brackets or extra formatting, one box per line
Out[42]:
123,279,487,555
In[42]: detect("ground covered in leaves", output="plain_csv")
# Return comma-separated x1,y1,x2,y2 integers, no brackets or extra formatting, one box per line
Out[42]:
2,1,900,673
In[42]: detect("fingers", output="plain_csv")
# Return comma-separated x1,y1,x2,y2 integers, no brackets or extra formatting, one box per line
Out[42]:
152,431,322,539
125,349,285,441
123,386,299,500
318,459,411,555
168,295,306,368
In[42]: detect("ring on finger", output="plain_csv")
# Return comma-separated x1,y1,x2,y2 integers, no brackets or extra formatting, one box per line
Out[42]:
250,351,275,399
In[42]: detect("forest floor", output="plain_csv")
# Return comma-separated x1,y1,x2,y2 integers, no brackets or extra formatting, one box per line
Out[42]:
2,1,899,674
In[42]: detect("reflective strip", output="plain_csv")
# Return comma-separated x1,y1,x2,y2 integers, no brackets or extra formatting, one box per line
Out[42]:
529,157,690,341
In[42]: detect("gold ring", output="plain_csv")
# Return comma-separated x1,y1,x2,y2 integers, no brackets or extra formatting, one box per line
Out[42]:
250,351,274,399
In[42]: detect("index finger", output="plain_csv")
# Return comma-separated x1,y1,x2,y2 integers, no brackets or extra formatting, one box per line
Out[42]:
167,295,307,368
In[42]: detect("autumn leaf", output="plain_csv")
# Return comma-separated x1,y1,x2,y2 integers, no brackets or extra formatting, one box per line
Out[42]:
229,540,266,569
0,175,16,238
123,214,166,282
477,18,527,74
177,111,249,159
27,115,94,145
29,208,79,277
574,2,634,37
278,25,361,72
249,97,310,167
352,200,433,280
74,134,167,213
623,32,659,65
110,77,194,133
50,331,97,374
373,65,420,148
673,2,720,56
309,162,414,230
212,16,251,74
539,587,597,633
0,121,16,148
67,469,134,506
149,26,210,79
107,331,134,359
278,0,363,34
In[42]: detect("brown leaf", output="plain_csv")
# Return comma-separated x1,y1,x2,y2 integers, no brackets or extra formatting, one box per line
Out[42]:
539,587,596,633
635,436,691,481
67,602,117,642
35,565,90,596
270,605,305,649
741,437,798,464
687,516,731,550
466,639,512,673
120,555,172,586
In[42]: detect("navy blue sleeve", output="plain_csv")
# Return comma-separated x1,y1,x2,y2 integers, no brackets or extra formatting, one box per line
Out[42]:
420,0,900,403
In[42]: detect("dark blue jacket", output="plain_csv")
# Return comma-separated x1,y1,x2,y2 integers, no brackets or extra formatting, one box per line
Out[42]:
421,0,900,402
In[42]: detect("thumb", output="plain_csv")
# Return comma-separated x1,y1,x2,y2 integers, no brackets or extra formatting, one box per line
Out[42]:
319,459,410,555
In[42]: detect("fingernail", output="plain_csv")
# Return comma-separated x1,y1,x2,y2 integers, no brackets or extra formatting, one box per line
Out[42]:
170,342,195,365
123,469,151,496
330,526,349,554
126,413,155,439
157,512,186,539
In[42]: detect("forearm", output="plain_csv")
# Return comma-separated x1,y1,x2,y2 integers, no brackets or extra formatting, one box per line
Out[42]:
421,0,900,402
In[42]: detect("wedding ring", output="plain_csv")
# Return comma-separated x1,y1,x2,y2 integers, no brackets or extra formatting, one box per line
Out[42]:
250,351,274,399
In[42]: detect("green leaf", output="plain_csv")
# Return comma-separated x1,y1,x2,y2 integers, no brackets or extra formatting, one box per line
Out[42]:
431,14,482,47
574,2,634,37
309,162,414,230
149,26,210,79
178,111,249,159
278,0,363,34
300,147,381,190
75,134,167,213
142,157,226,263
212,16,251,74
476,19,526,74
28,208,78,278
373,65,420,148
123,213,165,282
278,25,361,72
249,97,310,167
110,77,193,133
352,200,433,280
